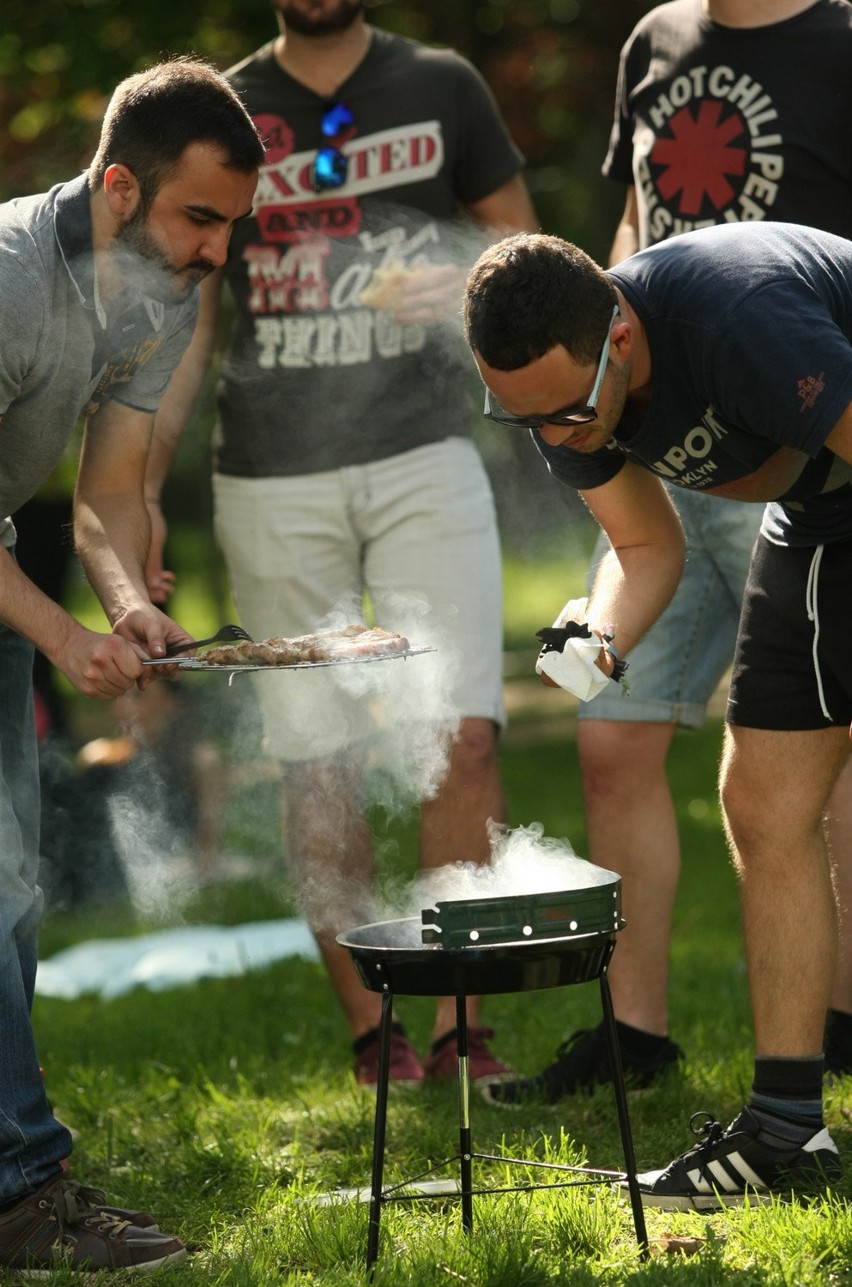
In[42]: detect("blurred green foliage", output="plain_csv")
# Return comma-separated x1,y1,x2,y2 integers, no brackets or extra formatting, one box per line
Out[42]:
1,0,651,257
3,0,651,603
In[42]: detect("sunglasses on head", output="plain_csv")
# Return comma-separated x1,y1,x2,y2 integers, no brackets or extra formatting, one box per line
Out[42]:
311,100,355,193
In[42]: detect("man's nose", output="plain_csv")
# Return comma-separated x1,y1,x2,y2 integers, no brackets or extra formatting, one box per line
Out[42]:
538,422,566,447
200,226,231,267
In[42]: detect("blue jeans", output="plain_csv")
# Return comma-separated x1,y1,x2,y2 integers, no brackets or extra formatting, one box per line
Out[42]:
579,489,763,729
0,622,71,1200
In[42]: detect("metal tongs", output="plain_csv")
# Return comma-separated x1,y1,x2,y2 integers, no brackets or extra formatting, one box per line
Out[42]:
165,623,254,657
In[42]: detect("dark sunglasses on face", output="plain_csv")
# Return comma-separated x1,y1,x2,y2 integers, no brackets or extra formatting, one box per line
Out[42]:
483,304,619,430
311,100,355,193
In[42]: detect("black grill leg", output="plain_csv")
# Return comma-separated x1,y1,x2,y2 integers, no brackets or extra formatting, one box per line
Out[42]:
455,995,474,1233
599,968,649,1259
366,989,394,1272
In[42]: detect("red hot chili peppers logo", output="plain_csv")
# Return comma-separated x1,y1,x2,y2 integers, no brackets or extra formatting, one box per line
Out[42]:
634,64,783,241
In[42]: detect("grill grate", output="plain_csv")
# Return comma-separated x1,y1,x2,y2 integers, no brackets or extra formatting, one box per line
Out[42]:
420,882,621,949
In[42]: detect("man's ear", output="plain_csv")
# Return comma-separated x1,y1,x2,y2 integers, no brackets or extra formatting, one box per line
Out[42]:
103,163,141,219
612,318,632,358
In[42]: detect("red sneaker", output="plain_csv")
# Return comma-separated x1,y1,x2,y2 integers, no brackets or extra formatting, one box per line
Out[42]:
423,1026,514,1088
353,1022,425,1090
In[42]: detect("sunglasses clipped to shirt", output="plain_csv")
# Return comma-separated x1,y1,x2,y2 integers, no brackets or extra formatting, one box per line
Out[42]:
483,304,619,430
311,100,355,193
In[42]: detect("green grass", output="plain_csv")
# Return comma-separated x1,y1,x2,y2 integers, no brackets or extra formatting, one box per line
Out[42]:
32,545,852,1281
33,721,852,1284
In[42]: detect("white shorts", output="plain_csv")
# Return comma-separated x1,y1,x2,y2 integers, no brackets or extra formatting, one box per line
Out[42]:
213,438,505,763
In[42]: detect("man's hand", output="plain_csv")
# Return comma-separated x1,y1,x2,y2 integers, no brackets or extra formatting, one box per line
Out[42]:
59,627,148,700
391,264,468,326
539,642,614,688
534,600,615,699
112,603,193,673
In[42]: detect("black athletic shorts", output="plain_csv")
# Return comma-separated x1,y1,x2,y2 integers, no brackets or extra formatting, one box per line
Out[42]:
727,533,852,730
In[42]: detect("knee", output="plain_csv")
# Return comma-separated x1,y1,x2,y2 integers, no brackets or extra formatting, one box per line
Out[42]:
719,760,800,865
579,721,672,807
450,719,499,782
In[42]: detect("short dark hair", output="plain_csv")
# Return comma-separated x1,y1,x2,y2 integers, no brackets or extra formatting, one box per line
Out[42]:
463,232,618,370
88,56,265,205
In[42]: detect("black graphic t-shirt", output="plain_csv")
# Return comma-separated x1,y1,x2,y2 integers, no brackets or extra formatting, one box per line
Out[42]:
219,29,524,477
603,0,852,245
536,223,852,547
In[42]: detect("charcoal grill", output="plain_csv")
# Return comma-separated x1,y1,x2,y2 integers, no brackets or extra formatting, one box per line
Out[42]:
338,878,649,1271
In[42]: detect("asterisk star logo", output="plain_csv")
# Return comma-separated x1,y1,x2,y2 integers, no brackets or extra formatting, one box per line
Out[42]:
651,101,747,216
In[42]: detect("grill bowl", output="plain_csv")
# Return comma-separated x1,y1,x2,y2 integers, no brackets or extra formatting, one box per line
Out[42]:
337,916,622,996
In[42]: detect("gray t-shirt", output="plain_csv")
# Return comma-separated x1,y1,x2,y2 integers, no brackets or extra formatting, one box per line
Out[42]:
0,172,198,547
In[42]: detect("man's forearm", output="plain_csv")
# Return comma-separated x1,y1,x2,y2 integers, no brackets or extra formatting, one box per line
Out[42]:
0,546,87,658
608,186,641,267
74,490,153,626
586,540,685,657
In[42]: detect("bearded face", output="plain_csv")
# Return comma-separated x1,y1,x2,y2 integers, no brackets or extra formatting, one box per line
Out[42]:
112,201,216,304
273,0,364,38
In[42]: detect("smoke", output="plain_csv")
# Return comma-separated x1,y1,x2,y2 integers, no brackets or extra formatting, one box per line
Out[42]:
268,595,465,935
104,792,198,919
398,821,617,919
344,599,463,808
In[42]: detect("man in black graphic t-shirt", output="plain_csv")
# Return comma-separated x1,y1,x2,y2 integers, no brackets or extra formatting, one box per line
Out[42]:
488,0,852,1115
464,220,852,1208
146,0,538,1092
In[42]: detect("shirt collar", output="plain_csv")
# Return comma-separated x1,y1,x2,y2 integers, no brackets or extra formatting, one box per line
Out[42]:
53,170,167,333
53,171,97,314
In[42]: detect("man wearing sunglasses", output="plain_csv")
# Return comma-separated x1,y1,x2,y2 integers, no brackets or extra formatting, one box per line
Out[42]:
485,0,852,1113
146,0,538,1089
463,222,852,1208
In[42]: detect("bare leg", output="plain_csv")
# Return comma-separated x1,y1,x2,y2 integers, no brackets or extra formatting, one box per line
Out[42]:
719,725,849,1056
280,757,384,1040
418,717,505,1039
578,719,679,1035
824,754,852,1013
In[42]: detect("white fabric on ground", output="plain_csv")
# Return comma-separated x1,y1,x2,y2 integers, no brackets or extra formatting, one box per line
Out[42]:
35,919,319,999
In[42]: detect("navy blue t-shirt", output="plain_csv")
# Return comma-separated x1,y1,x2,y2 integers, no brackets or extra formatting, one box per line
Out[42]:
536,221,852,546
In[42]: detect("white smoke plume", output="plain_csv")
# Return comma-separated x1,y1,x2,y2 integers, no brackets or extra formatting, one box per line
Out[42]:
373,821,618,926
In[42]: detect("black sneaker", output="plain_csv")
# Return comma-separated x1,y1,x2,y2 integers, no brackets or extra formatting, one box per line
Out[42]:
483,1022,682,1106
622,1107,842,1210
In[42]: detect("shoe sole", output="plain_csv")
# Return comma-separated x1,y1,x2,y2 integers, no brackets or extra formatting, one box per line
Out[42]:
625,1188,773,1211
618,1182,834,1212
17,1246,189,1278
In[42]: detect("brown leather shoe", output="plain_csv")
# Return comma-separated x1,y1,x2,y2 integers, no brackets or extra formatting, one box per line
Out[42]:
0,1174,186,1275
93,1201,159,1231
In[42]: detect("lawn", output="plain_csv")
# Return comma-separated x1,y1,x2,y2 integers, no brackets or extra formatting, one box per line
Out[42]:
31,543,852,1283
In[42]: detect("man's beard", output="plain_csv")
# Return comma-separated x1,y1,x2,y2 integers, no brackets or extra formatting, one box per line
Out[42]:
274,0,364,38
112,206,214,304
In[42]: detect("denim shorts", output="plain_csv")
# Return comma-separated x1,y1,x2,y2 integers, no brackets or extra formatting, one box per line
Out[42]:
727,533,852,730
213,437,505,762
578,488,763,729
